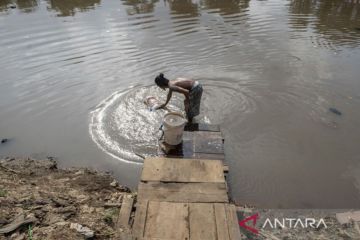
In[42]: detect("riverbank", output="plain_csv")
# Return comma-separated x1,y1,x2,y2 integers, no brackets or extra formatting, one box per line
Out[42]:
1,157,360,240
0,157,134,239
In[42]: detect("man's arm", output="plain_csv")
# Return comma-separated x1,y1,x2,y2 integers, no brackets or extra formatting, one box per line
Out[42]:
159,90,173,108
171,85,190,112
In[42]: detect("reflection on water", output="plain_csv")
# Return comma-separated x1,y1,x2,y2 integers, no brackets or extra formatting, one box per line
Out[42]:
289,0,360,47
167,0,199,17
201,0,250,15
1,0,360,208
0,0,38,13
0,0,100,16
121,0,159,15
16,0,38,12
0,0,11,12
47,0,101,17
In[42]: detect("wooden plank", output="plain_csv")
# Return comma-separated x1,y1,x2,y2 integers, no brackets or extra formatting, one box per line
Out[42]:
184,123,220,132
193,153,225,160
158,152,225,161
189,203,217,240
193,132,224,154
159,131,224,158
225,204,242,240
158,139,194,157
137,182,228,203
183,131,223,141
117,194,134,229
119,232,133,240
183,131,194,141
144,201,189,239
158,144,225,160
141,158,225,183
214,204,230,240
159,153,224,160
194,131,223,140
132,200,148,239
183,131,224,154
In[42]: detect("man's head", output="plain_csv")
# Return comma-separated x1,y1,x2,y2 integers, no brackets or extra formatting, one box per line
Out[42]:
155,73,169,90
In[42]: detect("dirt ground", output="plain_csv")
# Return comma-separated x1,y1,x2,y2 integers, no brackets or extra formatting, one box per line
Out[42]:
0,157,134,240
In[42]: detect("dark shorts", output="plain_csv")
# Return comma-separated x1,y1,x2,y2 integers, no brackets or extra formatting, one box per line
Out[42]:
187,83,203,119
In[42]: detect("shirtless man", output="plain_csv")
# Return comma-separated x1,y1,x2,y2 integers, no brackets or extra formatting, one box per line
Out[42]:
154,73,203,122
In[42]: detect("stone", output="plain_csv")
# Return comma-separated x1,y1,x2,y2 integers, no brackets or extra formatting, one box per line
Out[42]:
336,211,360,225
55,221,69,226
70,223,94,239
329,107,342,116
110,180,117,187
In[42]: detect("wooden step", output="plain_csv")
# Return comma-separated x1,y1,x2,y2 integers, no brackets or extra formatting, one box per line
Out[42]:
141,157,225,183
132,201,242,240
137,182,229,203
158,127,225,160
117,194,134,230
184,123,221,132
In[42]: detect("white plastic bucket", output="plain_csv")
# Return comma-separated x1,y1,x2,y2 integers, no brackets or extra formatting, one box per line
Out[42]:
163,112,187,145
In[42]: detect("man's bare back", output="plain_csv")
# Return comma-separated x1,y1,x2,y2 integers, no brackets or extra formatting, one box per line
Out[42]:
154,73,202,121
169,78,195,91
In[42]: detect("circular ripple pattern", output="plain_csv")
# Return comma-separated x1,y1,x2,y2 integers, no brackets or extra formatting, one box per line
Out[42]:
89,80,258,164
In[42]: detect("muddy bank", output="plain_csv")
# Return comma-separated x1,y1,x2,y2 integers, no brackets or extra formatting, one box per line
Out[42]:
0,157,134,240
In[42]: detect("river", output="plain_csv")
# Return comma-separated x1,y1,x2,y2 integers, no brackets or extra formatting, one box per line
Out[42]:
1,0,360,208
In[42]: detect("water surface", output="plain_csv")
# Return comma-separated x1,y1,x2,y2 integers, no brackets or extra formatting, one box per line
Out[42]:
1,0,360,208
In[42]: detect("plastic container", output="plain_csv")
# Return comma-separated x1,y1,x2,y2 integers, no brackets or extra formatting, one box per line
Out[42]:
163,112,187,145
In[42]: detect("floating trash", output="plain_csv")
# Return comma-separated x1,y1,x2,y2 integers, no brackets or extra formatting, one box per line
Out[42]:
329,107,342,116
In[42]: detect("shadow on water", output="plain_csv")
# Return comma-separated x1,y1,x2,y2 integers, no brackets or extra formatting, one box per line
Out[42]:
288,0,360,47
121,0,159,15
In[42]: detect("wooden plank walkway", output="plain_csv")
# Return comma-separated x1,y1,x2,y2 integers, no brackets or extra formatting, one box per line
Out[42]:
121,123,242,240
133,201,241,240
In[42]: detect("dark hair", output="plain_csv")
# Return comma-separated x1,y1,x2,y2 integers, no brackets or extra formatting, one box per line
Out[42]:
155,73,169,88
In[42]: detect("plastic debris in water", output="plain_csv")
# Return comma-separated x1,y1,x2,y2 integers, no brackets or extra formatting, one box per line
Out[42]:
144,96,161,111
1,139,8,144
329,108,342,116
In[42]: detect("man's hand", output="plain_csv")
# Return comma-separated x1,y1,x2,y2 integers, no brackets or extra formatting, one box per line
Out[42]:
153,104,164,111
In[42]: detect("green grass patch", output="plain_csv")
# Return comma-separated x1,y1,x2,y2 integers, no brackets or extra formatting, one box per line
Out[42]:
103,208,119,225
0,189,7,197
28,225,33,240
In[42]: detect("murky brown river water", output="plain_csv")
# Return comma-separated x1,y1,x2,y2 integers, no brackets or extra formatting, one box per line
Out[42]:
1,0,360,208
